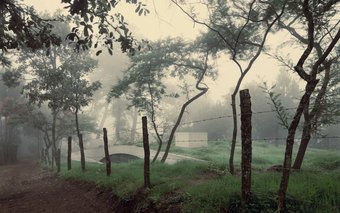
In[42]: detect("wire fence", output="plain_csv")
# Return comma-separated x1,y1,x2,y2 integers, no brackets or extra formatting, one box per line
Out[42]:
76,106,339,144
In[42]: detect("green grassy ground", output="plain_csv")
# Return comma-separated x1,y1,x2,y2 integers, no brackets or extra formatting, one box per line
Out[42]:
57,141,340,212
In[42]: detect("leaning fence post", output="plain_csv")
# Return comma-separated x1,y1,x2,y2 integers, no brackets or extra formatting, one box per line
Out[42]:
103,128,111,176
67,136,72,171
142,116,151,188
240,89,252,205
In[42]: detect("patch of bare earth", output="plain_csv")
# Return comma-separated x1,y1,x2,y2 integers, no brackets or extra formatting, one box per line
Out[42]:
0,160,115,213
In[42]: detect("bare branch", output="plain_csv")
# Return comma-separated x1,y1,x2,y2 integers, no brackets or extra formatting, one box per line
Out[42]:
170,0,233,50
294,0,315,81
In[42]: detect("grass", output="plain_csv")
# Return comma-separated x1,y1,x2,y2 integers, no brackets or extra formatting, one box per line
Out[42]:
54,140,340,212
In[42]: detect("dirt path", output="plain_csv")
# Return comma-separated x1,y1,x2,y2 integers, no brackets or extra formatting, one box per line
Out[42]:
0,161,115,213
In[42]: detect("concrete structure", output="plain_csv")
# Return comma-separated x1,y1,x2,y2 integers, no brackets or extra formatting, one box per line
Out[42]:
175,132,208,148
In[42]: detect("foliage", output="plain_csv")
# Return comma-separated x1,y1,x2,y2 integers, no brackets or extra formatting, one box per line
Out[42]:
0,0,62,66
62,0,149,55
261,82,291,129
108,37,215,120
0,98,29,126
1,0,151,67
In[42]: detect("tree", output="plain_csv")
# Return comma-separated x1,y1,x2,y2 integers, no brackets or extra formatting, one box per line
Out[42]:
276,0,340,210
61,53,101,171
61,0,149,55
0,0,61,66
266,1,340,171
16,16,101,170
1,0,149,67
0,87,29,164
109,37,216,163
172,0,288,174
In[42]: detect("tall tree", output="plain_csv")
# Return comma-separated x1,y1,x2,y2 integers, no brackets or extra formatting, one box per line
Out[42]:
276,0,340,210
270,1,340,170
109,37,216,163
172,0,288,174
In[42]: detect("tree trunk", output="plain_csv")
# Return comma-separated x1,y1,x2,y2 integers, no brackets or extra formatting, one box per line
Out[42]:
67,136,72,171
152,141,163,163
103,128,111,176
75,108,85,172
79,133,85,172
56,148,61,173
160,53,210,163
229,94,237,175
131,107,138,142
114,101,123,143
293,66,331,170
278,79,318,211
46,148,51,166
142,116,151,188
147,82,163,163
292,108,311,170
51,110,58,168
240,89,252,205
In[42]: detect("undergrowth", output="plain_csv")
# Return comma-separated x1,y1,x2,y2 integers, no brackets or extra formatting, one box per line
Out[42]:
53,141,339,212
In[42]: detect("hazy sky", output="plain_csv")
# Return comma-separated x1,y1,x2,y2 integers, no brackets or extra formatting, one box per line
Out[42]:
24,0,304,101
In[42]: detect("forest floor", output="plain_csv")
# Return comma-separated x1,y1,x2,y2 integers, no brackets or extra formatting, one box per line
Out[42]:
0,160,116,213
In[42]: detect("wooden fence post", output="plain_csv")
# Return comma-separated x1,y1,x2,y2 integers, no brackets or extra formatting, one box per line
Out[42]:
79,134,85,172
67,136,72,171
142,116,151,188
240,89,252,205
103,128,111,176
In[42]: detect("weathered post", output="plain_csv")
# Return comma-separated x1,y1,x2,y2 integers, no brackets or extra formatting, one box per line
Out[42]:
240,89,252,205
79,134,85,172
142,116,151,188
67,136,72,171
103,128,111,176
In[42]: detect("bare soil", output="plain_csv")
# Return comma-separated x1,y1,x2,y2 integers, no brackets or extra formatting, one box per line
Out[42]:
0,160,115,213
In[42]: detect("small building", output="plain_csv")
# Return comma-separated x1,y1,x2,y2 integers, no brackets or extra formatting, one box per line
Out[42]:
175,132,208,148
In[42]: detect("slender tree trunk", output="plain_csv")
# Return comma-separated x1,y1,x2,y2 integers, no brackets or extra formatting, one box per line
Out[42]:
146,82,163,163
75,107,85,172
46,148,51,166
67,136,72,171
79,133,85,172
103,128,111,176
240,89,252,205
229,94,237,175
293,66,331,170
160,55,209,163
114,100,122,143
292,108,311,170
56,148,61,173
142,116,151,188
51,110,58,168
152,141,163,163
278,79,318,211
131,107,138,142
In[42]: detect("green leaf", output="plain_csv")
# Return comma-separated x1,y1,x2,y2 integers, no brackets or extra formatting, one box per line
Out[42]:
96,50,102,56
135,3,141,13
138,8,143,16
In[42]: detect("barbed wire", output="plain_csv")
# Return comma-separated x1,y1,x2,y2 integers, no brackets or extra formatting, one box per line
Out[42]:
180,107,297,126
74,106,339,143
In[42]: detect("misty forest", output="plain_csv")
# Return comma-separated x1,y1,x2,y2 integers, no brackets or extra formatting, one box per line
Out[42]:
0,0,339,212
